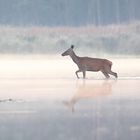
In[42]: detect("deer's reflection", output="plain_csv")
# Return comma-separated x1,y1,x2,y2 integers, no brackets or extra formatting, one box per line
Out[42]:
63,80,113,112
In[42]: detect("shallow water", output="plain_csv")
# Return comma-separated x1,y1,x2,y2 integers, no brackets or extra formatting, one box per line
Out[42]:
0,56,140,140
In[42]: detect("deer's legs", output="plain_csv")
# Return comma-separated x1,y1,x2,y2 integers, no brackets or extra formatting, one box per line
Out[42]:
108,71,118,78
101,70,110,79
83,71,86,79
75,70,82,79
104,66,118,78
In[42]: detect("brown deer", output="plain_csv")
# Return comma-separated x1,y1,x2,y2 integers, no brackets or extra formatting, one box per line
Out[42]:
61,45,118,79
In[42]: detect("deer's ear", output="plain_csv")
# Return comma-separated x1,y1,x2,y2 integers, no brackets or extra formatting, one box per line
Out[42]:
71,45,74,49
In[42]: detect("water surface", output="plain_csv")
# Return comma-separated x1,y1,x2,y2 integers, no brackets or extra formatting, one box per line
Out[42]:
0,56,140,140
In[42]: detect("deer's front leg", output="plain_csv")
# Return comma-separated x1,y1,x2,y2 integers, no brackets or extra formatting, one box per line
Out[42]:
83,71,86,79
75,70,81,79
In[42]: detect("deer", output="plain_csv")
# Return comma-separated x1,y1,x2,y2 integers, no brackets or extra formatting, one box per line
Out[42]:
61,45,118,79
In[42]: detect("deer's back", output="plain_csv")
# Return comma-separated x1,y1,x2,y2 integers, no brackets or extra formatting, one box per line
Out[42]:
78,57,112,71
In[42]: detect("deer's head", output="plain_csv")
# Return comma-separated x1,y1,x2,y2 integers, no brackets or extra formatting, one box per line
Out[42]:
61,45,74,56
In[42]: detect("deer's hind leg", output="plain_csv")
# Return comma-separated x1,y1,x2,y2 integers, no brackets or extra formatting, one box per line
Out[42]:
101,70,110,79
104,66,118,78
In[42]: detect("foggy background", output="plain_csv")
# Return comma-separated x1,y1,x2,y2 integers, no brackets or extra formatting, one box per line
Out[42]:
0,0,140,55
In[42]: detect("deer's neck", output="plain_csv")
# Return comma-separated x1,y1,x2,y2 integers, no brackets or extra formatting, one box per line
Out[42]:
69,51,79,64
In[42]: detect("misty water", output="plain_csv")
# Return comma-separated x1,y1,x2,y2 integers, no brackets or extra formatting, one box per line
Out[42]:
0,55,140,140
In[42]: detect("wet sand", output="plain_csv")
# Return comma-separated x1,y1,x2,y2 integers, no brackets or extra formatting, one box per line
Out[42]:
0,56,140,140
